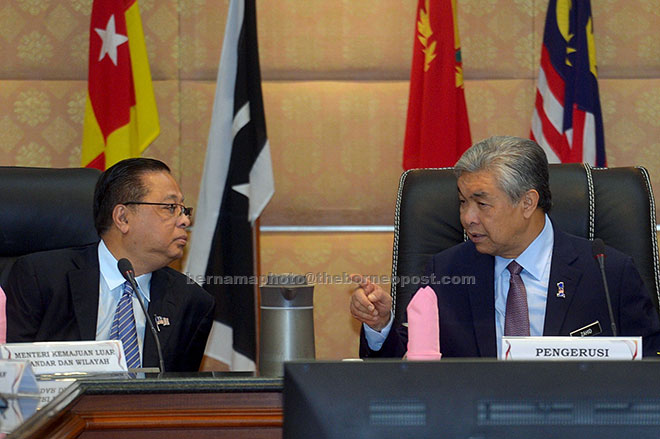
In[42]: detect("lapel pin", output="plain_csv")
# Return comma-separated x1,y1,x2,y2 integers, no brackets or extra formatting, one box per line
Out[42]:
154,315,170,329
556,281,565,298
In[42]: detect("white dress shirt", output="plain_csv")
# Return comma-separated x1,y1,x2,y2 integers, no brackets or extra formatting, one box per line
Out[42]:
95,240,152,361
494,214,553,357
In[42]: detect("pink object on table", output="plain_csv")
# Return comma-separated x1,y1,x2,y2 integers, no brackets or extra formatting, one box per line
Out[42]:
0,286,6,344
406,286,441,360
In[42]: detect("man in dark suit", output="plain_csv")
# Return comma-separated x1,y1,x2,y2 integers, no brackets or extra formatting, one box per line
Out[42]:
351,136,660,358
5,158,215,372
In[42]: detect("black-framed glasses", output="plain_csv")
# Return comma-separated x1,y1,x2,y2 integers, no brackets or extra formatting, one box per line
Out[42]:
123,201,193,217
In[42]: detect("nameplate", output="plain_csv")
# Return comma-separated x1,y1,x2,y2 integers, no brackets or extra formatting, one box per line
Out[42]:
0,340,128,375
502,336,642,360
0,360,39,434
0,359,38,395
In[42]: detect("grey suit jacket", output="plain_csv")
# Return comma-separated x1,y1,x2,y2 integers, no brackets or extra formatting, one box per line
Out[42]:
361,229,660,358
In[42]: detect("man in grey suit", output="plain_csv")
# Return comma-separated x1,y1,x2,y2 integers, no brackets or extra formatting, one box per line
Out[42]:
351,136,660,358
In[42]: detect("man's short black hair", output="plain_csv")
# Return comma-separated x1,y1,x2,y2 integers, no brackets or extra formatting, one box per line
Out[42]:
93,158,171,236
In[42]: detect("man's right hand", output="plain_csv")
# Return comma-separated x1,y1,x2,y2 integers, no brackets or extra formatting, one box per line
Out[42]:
349,274,392,331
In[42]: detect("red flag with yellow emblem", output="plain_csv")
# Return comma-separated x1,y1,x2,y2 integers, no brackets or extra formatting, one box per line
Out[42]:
402,0,471,170
81,0,159,170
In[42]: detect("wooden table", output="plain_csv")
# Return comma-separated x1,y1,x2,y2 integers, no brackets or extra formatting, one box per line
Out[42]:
9,374,283,439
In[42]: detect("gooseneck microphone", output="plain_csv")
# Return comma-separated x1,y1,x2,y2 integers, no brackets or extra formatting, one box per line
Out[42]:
117,258,165,373
592,238,618,337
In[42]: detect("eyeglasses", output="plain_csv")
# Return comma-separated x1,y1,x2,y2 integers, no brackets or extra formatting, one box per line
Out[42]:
123,201,193,218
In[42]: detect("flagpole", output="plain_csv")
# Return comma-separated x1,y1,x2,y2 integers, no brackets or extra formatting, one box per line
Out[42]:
253,216,262,374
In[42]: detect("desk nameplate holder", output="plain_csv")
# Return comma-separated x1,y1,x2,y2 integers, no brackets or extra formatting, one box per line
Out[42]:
502,336,642,360
0,359,39,433
0,340,129,408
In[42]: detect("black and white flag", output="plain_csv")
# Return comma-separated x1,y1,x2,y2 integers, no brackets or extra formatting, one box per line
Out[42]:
185,0,273,371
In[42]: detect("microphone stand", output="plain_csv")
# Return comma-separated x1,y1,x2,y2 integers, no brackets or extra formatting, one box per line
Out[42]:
118,258,165,375
593,239,618,337
595,254,618,337
131,279,166,375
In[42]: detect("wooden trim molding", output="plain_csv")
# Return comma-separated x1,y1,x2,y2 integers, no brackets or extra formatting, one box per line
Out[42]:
11,377,284,439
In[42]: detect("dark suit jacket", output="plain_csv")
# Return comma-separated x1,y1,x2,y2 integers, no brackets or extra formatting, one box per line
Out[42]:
5,243,215,372
361,229,660,358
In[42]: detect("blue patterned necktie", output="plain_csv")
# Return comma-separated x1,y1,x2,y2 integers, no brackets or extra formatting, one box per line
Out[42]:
110,282,141,369
504,260,530,336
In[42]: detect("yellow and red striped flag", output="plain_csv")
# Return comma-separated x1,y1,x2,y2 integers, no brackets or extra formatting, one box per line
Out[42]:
81,0,159,170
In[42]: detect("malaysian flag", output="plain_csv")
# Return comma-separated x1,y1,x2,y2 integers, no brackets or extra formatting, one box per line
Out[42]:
531,0,605,166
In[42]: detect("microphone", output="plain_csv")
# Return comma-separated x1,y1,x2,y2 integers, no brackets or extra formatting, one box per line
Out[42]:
592,238,618,337
117,258,165,373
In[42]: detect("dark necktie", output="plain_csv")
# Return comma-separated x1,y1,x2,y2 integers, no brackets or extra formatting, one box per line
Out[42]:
110,282,141,369
504,260,530,336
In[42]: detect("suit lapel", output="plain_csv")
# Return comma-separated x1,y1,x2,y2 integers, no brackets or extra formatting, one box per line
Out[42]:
543,230,583,335
67,245,101,340
144,268,177,367
466,248,497,357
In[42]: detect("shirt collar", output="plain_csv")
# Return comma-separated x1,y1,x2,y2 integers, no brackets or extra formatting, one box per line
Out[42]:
98,240,152,302
494,213,554,280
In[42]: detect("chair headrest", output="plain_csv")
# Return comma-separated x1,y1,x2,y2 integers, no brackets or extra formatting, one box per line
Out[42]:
0,166,101,257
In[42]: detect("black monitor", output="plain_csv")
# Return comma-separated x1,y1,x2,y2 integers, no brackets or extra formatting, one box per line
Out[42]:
284,360,660,438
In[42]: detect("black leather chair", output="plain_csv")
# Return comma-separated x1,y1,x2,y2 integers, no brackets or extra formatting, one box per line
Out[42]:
390,164,660,323
0,167,101,286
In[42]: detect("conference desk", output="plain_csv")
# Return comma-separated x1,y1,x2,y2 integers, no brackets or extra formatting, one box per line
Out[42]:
10,359,660,438
9,374,284,439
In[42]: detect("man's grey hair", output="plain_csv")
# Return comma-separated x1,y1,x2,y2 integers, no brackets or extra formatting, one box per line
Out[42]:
454,136,552,213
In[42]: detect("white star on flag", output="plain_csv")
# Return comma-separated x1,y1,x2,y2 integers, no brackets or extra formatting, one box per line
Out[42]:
95,14,129,66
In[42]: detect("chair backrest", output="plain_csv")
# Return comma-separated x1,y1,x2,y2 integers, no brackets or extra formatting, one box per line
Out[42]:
0,167,101,286
391,164,660,322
